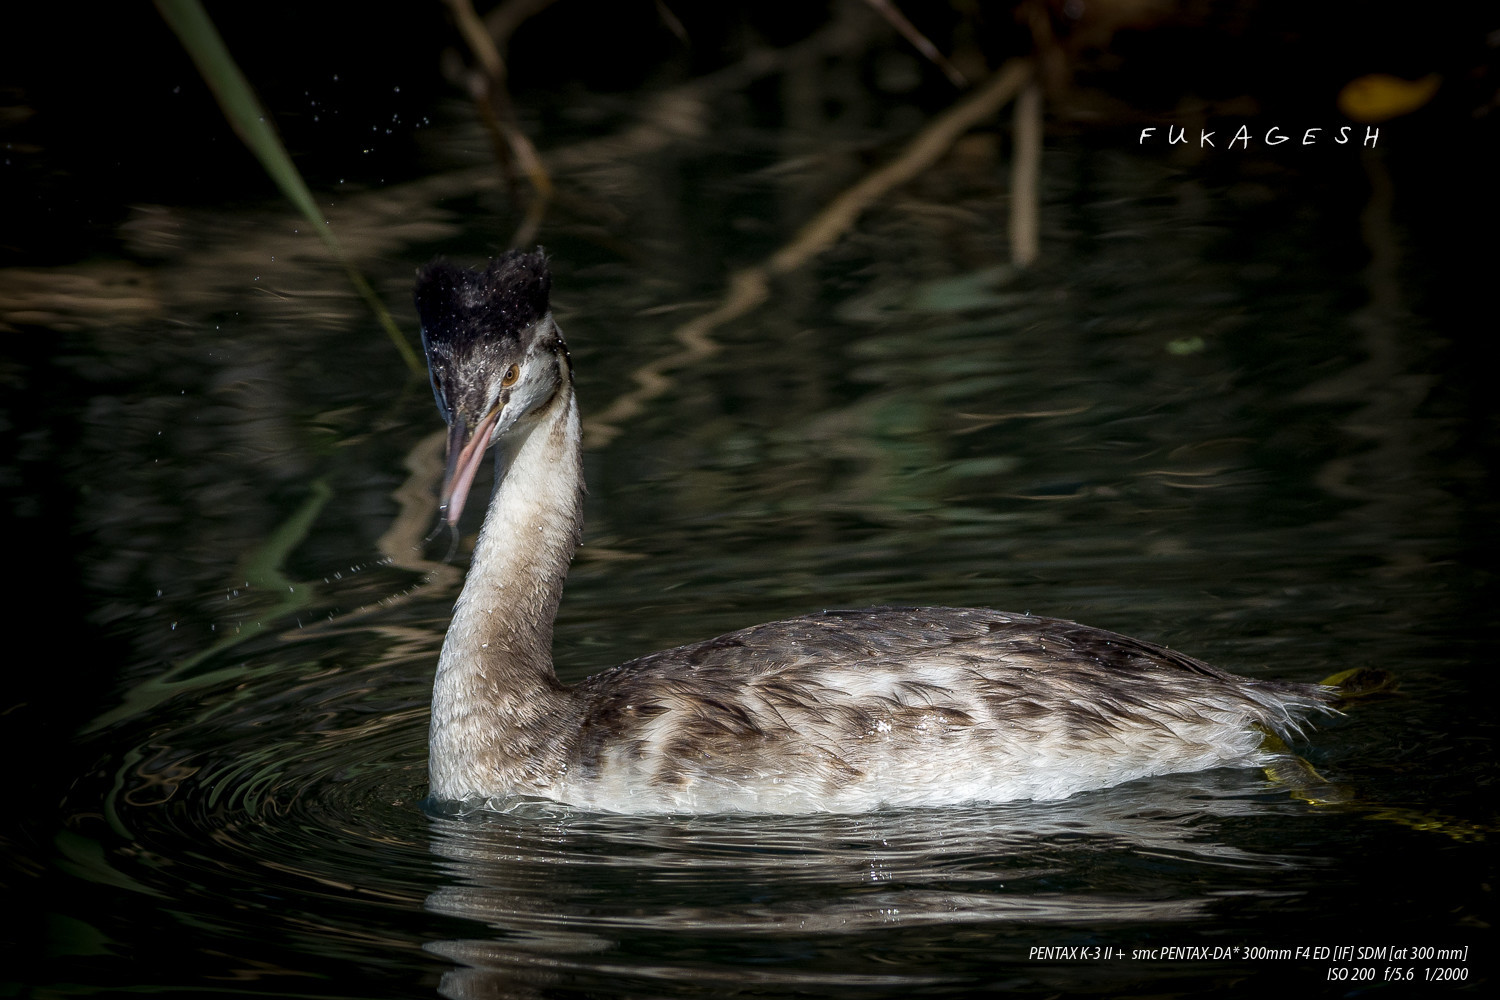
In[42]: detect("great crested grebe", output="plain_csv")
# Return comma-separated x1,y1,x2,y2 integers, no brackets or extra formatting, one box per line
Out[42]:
417,250,1334,814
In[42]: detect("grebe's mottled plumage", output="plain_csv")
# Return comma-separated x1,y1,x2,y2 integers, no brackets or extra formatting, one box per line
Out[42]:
418,251,1333,814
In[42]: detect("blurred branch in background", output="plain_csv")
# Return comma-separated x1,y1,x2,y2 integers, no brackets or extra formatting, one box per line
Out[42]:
1010,80,1042,267
440,0,556,249
436,0,975,252
862,0,969,88
587,59,1035,446
482,0,565,47
152,0,422,374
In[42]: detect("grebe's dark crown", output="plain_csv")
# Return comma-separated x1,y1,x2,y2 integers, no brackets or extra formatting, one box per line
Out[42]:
415,250,551,358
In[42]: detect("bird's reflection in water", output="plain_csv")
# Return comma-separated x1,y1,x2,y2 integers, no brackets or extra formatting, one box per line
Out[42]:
422,769,1319,998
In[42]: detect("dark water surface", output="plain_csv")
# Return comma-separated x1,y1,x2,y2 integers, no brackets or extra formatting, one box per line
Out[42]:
4,29,1494,1000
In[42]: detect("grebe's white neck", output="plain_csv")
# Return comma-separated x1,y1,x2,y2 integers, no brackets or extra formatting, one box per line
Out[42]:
428,382,584,800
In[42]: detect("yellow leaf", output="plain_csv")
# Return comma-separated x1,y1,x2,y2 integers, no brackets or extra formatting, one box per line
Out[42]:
1338,73,1441,123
